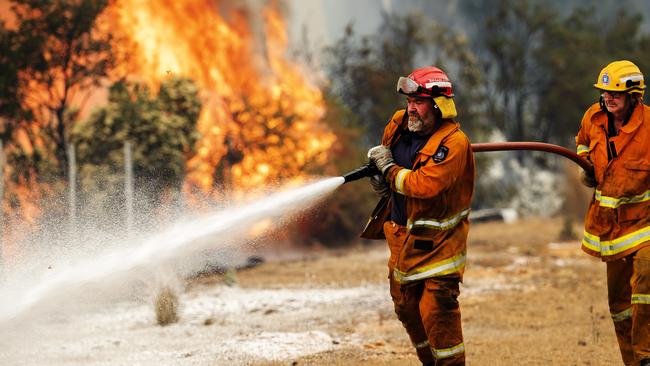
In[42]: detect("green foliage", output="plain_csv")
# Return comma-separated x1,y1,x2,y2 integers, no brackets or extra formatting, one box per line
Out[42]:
427,25,491,143
537,8,650,145
71,77,201,209
478,0,556,143
467,0,650,147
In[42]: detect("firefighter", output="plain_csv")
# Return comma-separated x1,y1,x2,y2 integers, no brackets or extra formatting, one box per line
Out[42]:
363,66,475,366
576,60,650,365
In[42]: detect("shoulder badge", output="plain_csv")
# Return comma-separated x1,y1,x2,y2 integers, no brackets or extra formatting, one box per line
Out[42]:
433,145,449,163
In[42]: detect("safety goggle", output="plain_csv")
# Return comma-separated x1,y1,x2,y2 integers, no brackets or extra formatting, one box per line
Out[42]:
396,76,450,96
600,90,624,99
396,76,424,95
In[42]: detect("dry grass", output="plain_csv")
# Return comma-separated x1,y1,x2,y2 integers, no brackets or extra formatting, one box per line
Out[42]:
194,217,621,365
154,286,179,326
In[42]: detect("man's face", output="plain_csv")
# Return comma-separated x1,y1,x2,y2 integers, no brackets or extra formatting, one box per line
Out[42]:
406,96,436,135
602,90,631,117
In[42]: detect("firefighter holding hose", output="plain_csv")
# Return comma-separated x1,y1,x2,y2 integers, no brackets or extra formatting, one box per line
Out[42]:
363,66,475,366
577,60,650,365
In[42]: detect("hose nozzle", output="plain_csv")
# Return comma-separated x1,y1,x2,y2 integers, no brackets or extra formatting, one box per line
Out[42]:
342,162,380,183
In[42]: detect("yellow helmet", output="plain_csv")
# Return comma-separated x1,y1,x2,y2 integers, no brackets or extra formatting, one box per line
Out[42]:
594,60,645,96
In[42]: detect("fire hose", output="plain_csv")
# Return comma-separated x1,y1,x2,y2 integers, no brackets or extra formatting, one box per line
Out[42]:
342,141,593,183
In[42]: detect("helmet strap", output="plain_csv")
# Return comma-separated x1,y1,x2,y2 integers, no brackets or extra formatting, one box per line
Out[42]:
625,94,638,122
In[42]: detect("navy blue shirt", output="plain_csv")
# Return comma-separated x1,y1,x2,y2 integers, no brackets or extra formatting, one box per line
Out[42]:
390,130,429,225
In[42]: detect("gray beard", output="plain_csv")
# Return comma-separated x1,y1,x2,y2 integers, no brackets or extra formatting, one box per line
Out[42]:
407,117,424,132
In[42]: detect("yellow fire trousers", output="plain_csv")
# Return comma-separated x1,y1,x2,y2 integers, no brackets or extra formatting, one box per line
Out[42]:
385,221,465,365
607,246,650,365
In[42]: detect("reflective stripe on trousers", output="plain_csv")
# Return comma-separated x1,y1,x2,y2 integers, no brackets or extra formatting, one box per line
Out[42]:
632,294,650,304
393,253,466,284
433,342,465,359
606,247,650,364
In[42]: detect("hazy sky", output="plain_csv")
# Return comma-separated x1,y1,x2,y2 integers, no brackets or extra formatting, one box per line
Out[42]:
285,0,650,51
286,0,392,49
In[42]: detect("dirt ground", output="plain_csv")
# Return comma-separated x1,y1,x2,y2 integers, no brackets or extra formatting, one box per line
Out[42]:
0,216,624,366
184,216,619,366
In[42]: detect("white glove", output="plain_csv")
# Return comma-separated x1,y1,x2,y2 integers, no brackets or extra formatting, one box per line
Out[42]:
367,145,395,175
369,174,390,197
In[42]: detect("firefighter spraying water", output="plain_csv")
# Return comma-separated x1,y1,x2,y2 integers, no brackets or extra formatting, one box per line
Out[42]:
343,66,475,366
339,66,597,366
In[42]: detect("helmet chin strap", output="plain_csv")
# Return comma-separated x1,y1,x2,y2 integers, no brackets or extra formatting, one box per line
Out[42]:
624,94,639,121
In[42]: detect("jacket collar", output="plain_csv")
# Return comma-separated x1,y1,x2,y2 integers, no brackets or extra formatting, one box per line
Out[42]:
418,120,459,156
592,101,644,134
619,102,644,135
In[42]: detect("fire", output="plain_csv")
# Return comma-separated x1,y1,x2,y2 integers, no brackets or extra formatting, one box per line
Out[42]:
0,1,334,264
1,130,49,263
103,0,336,194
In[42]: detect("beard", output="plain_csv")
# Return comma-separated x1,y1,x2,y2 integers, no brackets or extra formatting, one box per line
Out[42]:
407,115,424,132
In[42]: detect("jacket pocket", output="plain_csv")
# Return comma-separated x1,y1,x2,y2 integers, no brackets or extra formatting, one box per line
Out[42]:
623,160,650,171
618,202,650,222
406,232,441,252
413,239,434,251
619,160,650,197
613,160,650,223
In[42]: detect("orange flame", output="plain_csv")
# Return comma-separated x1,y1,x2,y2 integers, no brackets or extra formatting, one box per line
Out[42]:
103,0,336,194
0,1,335,263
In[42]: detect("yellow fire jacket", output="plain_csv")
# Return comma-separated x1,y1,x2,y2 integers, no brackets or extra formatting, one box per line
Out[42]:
576,102,650,261
362,109,475,283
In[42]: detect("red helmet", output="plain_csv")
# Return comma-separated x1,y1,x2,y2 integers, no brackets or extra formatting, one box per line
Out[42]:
396,66,454,98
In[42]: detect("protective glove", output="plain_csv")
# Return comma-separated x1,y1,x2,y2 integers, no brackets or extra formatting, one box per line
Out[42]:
580,169,597,188
367,145,395,175
369,174,390,197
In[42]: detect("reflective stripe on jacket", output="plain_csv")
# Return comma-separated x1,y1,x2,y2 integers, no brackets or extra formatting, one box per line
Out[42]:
575,102,650,261
362,109,475,280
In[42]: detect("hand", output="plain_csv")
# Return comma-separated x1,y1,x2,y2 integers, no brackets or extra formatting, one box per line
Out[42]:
367,145,395,174
580,169,597,188
369,174,390,197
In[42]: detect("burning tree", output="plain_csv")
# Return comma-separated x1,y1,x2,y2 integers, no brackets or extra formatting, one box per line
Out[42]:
2,0,114,178
0,0,356,256
0,0,114,258
102,0,336,194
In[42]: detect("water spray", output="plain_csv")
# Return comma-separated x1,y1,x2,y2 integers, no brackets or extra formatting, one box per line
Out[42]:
341,141,593,184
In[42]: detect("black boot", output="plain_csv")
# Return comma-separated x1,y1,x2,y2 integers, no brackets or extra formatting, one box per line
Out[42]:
640,359,650,366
